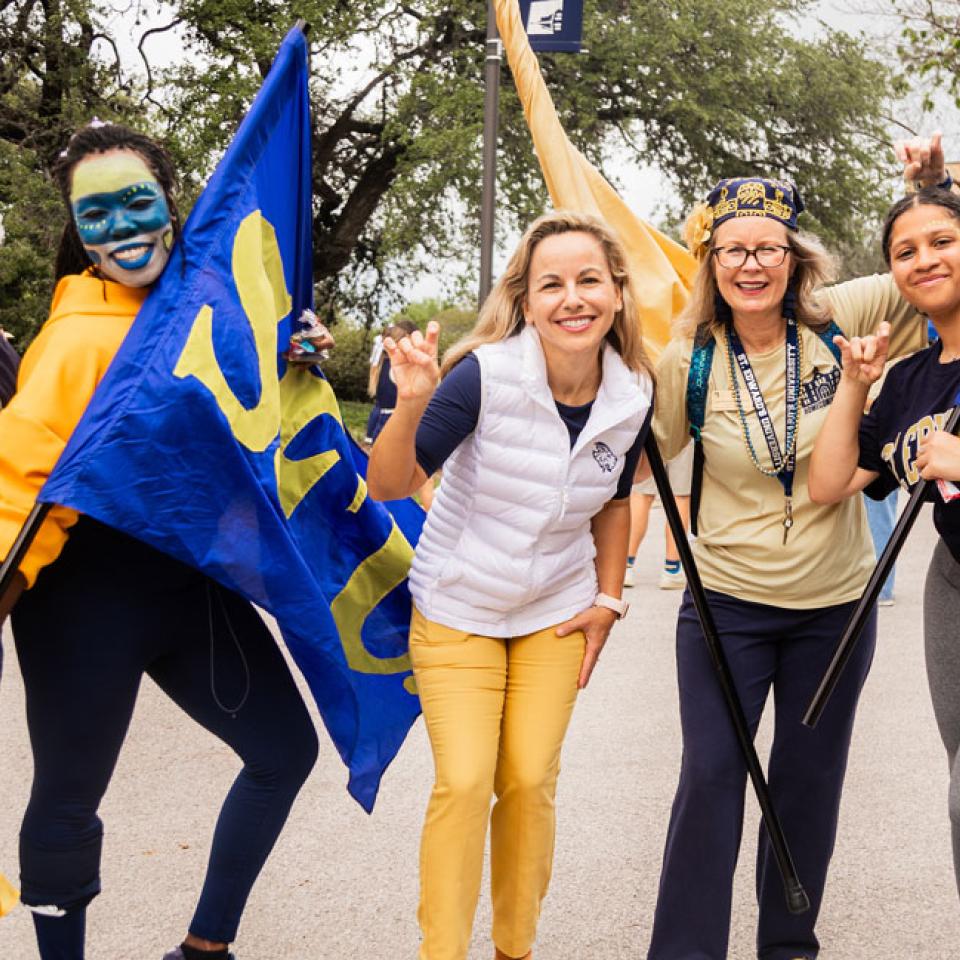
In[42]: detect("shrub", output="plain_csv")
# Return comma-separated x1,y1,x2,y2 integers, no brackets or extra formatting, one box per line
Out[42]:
321,323,376,401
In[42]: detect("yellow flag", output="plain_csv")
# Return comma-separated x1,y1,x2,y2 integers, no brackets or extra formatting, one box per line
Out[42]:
0,871,19,918
493,0,698,357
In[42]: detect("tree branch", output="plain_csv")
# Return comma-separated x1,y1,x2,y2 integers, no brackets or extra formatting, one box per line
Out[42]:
138,19,182,113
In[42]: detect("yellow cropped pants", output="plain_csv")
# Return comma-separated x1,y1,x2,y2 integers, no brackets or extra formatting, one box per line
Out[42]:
409,608,585,960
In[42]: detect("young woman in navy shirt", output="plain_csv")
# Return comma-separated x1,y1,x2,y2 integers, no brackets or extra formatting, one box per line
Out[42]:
811,183,960,900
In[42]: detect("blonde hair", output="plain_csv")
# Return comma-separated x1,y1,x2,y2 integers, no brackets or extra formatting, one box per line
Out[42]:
441,210,655,378
675,215,838,342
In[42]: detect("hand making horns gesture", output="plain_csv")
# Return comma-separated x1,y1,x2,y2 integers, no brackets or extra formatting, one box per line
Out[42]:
895,130,948,188
382,320,442,403
833,321,891,388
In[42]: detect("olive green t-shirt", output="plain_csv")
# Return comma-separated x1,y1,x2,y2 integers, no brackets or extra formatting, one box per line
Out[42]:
654,273,926,609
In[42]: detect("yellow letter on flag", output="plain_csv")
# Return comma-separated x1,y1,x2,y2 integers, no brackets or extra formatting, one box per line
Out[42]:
493,0,698,358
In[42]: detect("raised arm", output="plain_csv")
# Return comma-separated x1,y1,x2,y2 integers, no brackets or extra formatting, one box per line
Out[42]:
808,323,888,504
895,130,949,189
821,133,949,350
367,322,439,501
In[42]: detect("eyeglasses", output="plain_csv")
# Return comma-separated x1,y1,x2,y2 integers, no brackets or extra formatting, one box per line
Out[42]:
711,245,791,269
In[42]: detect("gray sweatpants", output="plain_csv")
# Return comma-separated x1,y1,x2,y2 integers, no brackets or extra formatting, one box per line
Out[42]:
924,538,960,897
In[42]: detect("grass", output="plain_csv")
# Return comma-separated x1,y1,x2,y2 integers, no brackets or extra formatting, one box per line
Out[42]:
338,398,373,445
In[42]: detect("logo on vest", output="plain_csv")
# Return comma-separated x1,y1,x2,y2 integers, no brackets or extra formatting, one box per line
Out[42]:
592,441,618,473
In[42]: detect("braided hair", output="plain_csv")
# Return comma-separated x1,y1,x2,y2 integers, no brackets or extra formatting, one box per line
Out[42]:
52,122,182,280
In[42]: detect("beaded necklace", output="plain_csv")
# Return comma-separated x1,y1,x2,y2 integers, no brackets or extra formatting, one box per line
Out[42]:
725,317,803,543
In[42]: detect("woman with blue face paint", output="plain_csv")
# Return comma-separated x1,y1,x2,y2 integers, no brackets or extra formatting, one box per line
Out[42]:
0,122,318,960
69,152,175,287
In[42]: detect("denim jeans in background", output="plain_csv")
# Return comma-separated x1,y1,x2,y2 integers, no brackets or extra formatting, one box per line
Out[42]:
863,489,898,601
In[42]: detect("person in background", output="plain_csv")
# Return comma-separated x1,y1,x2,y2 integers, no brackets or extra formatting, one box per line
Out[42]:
624,442,692,590
367,319,418,442
0,331,17,408
368,318,435,509
0,328,19,916
365,325,387,440
861,374,899,605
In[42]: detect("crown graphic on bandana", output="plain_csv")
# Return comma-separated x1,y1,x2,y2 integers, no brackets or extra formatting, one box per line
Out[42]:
684,177,805,260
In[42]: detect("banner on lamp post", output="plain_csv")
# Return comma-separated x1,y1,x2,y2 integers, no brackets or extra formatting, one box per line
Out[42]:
519,0,584,52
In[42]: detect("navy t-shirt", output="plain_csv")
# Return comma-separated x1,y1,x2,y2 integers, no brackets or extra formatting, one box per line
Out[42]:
374,356,398,409
858,342,960,561
414,353,651,499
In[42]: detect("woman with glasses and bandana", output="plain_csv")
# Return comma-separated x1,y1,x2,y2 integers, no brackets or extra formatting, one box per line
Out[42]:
646,150,941,960
0,122,318,960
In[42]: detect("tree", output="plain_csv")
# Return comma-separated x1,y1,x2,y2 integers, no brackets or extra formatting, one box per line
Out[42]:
2,0,904,346
894,0,960,112
0,0,150,345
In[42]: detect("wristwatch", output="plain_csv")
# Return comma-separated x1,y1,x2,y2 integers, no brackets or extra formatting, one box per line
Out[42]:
593,592,630,619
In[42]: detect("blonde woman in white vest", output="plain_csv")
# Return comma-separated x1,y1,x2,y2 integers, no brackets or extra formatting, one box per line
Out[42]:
368,210,655,960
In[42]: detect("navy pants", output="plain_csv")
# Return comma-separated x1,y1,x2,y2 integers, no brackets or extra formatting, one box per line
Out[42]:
12,518,319,948
647,589,876,960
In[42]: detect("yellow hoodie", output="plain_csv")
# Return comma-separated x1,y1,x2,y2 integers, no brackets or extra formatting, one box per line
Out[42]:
0,272,147,587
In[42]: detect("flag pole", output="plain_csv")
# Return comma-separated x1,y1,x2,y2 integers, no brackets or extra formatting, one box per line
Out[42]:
478,0,502,308
0,501,50,605
804,394,960,728
644,434,810,914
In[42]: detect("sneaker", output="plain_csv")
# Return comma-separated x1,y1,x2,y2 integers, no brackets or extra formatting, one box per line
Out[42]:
623,564,636,588
658,567,685,590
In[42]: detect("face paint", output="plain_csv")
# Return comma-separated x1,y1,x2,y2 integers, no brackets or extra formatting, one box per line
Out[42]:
921,220,960,236
70,150,173,287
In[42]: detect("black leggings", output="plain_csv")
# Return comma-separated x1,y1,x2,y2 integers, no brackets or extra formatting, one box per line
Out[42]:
12,517,319,945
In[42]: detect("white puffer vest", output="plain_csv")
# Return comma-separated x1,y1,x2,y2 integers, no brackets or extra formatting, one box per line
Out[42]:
408,325,653,636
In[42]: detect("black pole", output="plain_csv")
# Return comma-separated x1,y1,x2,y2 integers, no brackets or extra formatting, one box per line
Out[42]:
804,399,960,728
478,0,501,308
644,434,810,914
0,501,51,603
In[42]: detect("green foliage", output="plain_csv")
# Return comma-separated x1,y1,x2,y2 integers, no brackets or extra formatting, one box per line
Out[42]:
1,0,905,346
320,322,376,402
0,0,173,343
896,2,960,113
0,142,63,347
435,306,479,356
337,397,373,445
387,298,479,353
324,298,478,403
146,0,904,316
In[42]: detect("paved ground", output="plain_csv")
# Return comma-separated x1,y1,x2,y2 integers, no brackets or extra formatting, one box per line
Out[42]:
1,503,958,959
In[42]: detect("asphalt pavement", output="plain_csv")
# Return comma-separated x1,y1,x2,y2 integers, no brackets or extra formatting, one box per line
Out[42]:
1,502,958,958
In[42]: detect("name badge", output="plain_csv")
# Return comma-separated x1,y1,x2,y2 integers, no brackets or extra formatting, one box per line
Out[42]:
711,389,738,411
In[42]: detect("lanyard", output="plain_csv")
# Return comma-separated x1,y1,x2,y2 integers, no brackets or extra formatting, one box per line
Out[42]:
727,317,801,543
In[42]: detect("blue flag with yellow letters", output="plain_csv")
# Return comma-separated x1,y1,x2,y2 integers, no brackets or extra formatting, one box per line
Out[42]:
40,25,423,812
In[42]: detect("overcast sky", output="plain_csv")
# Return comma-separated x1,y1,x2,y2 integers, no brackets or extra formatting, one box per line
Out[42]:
99,0,960,304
